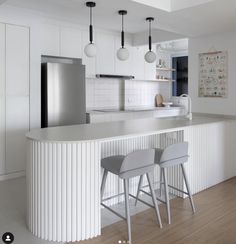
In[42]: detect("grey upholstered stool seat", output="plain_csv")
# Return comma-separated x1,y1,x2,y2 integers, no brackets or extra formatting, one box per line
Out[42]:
101,149,162,244
136,142,196,225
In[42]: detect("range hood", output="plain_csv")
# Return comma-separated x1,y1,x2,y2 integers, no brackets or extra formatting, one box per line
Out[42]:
96,74,135,79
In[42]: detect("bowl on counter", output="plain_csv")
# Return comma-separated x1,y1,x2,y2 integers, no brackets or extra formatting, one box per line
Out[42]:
162,102,173,108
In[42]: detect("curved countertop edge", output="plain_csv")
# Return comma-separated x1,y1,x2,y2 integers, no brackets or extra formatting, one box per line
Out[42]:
26,114,235,143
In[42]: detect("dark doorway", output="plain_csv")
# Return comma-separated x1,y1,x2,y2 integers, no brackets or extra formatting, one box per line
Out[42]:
172,56,188,96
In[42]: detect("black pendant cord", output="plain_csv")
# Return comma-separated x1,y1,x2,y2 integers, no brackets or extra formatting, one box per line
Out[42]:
121,14,124,48
146,17,154,52
149,20,152,51
118,10,127,49
89,7,93,44
86,2,96,44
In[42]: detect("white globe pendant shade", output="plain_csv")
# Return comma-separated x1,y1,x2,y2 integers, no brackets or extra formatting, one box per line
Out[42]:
84,43,96,57
117,47,129,61
145,50,156,63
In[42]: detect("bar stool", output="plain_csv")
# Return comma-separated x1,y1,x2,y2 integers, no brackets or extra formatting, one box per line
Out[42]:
101,149,162,244
135,142,196,224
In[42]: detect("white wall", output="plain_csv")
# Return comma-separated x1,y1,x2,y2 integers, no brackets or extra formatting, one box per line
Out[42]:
189,32,236,115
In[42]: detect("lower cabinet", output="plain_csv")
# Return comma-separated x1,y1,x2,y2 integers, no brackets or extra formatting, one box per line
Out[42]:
5,96,29,173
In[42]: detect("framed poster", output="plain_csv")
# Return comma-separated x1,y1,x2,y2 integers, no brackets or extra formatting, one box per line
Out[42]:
199,51,228,98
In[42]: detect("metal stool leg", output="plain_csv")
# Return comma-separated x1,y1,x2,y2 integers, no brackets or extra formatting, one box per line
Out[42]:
146,172,162,228
181,164,196,213
163,168,171,224
124,179,132,244
135,175,144,206
101,170,108,201
160,168,164,197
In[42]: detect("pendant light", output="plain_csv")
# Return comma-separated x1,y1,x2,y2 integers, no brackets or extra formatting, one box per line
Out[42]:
117,10,129,61
144,17,156,63
84,2,96,57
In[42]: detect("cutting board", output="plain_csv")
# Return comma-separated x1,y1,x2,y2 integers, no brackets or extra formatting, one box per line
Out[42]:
155,94,164,107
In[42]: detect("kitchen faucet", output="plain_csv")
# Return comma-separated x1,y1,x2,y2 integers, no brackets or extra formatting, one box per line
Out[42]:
180,94,192,120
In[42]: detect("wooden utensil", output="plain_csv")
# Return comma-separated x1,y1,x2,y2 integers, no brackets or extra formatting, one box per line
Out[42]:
155,94,164,107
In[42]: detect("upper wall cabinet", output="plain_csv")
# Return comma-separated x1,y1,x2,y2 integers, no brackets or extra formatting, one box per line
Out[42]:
6,24,30,96
41,24,60,56
82,30,96,78
60,27,82,58
132,46,145,80
114,36,134,76
96,33,115,74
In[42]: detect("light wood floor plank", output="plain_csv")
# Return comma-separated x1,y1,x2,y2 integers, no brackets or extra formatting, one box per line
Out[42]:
69,177,236,244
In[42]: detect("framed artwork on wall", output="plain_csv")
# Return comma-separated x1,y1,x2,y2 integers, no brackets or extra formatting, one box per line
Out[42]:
199,50,228,98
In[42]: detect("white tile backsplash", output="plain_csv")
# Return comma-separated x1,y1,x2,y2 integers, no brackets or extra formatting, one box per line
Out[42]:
125,80,172,108
86,78,124,110
86,78,172,110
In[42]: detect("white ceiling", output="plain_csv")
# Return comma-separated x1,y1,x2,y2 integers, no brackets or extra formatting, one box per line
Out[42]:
3,0,236,37
131,0,215,12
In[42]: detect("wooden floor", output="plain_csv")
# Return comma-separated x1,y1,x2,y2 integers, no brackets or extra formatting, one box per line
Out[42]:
70,177,236,244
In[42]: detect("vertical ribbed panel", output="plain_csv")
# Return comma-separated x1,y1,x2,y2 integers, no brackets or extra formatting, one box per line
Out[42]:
27,121,236,242
27,140,101,242
183,121,236,195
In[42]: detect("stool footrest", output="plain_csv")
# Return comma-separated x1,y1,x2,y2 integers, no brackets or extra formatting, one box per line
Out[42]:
167,184,189,195
101,203,126,221
140,189,166,204
129,194,155,209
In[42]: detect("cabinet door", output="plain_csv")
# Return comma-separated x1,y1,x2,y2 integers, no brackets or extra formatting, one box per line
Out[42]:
40,24,60,56
6,24,29,96
132,46,145,80
61,27,82,58
0,23,5,174
82,30,96,78
96,33,115,74
6,96,29,173
115,36,134,76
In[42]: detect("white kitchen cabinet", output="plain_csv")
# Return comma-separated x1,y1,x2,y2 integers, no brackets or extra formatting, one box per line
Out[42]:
6,96,29,173
114,36,134,76
0,23,5,175
132,46,145,80
82,30,96,78
60,27,82,58
41,24,60,56
0,23,30,176
6,24,30,96
96,33,115,74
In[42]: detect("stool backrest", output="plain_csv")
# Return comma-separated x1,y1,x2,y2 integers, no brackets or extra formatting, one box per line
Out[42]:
160,142,188,164
120,149,155,173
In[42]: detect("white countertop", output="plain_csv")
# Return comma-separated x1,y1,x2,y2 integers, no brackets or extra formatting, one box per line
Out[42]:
26,114,232,142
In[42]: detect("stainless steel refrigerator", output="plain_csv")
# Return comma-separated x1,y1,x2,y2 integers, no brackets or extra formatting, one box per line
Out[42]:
41,57,86,128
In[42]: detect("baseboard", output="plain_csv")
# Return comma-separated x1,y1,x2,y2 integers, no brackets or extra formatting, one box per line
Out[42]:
0,171,25,181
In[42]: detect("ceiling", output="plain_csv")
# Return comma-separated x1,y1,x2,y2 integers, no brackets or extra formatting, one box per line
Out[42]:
2,0,236,37
131,0,215,12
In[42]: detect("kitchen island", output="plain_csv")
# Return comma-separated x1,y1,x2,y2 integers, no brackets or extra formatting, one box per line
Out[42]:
26,114,236,242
